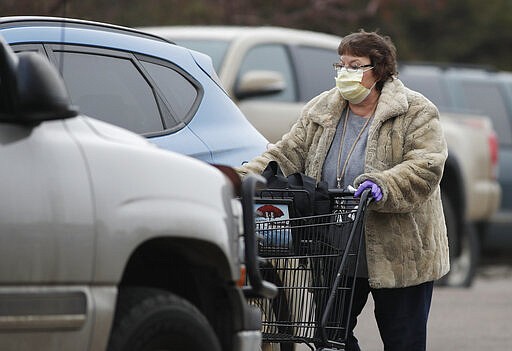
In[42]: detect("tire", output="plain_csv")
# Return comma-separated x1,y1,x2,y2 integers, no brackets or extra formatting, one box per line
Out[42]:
107,287,221,351
439,195,480,287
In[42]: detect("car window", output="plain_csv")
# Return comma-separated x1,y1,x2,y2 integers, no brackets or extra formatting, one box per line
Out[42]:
54,51,163,134
237,44,296,102
173,39,229,73
455,79,512,144
293,46,338,102
11,43,45,55
140,60,198,124
398,70,451,109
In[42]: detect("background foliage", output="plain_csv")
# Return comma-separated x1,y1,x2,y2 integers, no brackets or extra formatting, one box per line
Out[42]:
2,0,512,70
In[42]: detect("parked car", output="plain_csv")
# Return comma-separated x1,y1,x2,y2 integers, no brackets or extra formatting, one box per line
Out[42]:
142,26,341,144
398,63,511,253
0,16,268,167
143,26,501,287
0,29,272,351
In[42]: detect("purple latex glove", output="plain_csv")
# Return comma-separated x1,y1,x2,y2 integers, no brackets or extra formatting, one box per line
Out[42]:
354,180,383,201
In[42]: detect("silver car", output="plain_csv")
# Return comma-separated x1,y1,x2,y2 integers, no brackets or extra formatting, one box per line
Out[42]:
0,34,269,351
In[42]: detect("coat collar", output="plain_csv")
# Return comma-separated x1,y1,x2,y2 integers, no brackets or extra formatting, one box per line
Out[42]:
305,88,346,128
306,78,409,127
374,77,409,123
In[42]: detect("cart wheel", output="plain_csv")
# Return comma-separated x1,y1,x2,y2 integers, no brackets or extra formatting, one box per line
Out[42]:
438,195,479,287
107,287,221,351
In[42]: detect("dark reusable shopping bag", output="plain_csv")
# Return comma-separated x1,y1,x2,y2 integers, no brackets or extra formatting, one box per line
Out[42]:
259,161,331,254
260,161,330,216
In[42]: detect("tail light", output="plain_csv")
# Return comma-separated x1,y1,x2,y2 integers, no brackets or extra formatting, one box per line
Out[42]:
237,264,247,287
462,118,499,179
488,130,499,179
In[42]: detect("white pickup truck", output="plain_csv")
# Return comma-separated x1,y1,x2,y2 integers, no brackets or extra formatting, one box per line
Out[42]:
435,112,499,286
143,25,501,287
0,37,273,351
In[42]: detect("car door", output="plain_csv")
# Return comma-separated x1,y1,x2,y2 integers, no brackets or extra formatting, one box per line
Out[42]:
0,120,95,283
0,118,98,350
46,44,214,162
225,42,338,143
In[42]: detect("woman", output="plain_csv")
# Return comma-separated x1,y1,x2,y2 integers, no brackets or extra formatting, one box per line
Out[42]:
239,29,449,351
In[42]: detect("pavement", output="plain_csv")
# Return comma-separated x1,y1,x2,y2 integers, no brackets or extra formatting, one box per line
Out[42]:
293,257,512,351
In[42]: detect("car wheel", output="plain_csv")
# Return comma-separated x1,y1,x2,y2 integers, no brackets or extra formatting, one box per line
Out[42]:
107,287,221,351
438,195,480,287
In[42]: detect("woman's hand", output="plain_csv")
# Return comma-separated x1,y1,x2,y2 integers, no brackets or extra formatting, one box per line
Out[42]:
354,180,383,201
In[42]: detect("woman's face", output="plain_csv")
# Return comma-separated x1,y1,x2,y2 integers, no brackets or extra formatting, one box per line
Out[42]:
339,54,376,89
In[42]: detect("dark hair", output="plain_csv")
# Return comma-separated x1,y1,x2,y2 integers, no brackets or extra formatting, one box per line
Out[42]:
338,29,397,92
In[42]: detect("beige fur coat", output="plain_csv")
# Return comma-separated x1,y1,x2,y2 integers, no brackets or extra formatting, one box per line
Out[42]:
239,78,450,288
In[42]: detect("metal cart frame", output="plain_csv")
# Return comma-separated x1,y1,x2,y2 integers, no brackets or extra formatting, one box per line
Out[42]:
250,188,372,351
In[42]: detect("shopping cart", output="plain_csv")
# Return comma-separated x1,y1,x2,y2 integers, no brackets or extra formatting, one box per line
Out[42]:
250,188,372,351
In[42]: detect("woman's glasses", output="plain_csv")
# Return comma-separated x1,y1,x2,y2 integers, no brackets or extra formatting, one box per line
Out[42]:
333,62,373,74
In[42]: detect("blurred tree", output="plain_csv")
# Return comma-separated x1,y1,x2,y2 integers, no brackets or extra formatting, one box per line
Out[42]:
1,0,511,70
222,0,382,33
368,0,512,69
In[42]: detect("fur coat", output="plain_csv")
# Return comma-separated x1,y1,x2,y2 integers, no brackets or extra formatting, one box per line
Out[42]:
238,78,450,288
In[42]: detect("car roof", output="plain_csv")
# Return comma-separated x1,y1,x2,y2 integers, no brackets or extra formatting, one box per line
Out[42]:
399,61,496,73
141,25,342,48
0,16,174,44
0,16,204,71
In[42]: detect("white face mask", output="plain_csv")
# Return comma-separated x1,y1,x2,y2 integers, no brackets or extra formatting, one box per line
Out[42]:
335,68,376,104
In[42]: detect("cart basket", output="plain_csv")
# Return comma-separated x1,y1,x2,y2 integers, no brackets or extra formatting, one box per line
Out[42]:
249,188,372,350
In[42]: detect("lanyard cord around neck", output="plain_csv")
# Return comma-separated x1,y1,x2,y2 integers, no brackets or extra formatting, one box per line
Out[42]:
336,106,372,189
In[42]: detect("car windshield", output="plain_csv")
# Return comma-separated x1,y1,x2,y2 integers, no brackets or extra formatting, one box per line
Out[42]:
174,39,230,73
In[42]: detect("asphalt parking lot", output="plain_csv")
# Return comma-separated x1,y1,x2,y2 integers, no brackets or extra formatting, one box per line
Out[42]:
294,252,512,351
355,253,512,351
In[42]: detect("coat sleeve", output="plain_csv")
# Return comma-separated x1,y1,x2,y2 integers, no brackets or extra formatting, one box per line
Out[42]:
355,103,448,213
236,117,308,177
236,92,328,177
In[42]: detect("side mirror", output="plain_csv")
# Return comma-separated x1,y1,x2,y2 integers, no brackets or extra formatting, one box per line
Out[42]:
0,35,77,124
234,70,285,100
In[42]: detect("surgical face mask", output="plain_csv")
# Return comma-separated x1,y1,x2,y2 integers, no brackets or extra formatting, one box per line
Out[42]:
335,67,375,104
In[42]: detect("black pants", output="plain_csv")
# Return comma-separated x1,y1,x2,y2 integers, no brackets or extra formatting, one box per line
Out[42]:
346,278,434,351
